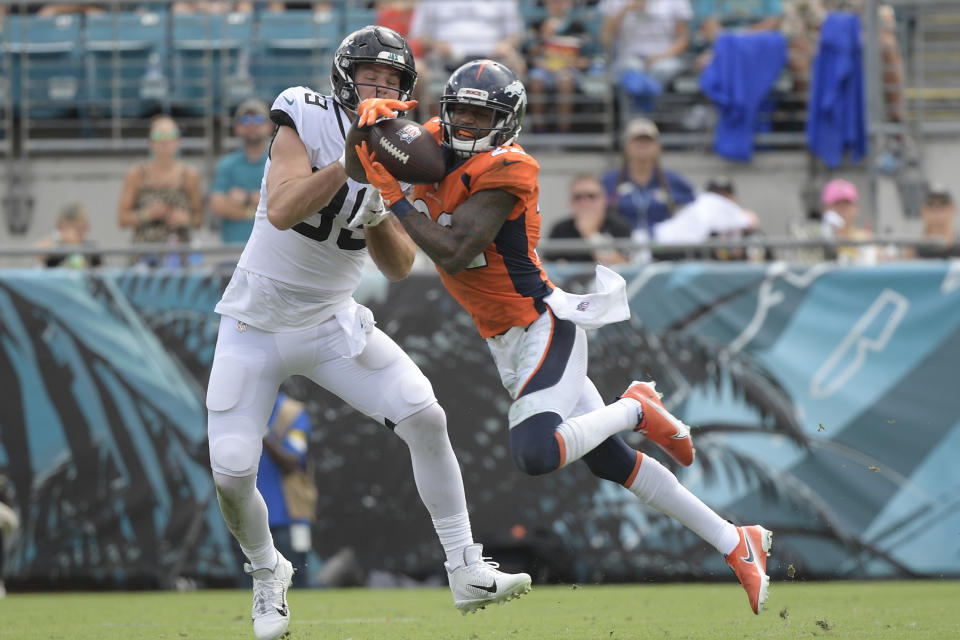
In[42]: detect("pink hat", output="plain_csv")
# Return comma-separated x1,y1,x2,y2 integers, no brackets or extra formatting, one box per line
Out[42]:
821,179,859,205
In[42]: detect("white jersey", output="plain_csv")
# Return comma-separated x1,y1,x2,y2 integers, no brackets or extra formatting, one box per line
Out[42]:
216,86,374,331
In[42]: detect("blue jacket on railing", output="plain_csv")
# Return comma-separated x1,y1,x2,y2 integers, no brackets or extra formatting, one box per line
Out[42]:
700,30,787,161
805,12,866,168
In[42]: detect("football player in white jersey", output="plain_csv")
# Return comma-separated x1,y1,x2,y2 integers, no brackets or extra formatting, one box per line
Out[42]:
206,26,531,640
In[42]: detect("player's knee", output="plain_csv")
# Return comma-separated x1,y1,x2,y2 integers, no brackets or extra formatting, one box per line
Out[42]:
388,374,439,436
393,402,447,447
209,431,261,478
510,414,563,476
512,444,559,476
407,401,446,432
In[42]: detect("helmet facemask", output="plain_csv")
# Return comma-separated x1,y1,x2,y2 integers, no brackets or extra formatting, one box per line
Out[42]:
440,95,521,156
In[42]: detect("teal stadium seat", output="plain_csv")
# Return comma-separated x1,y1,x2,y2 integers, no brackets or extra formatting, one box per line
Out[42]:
253,10,341,101
691,0,783,29
518,0,548,26
0,44,9,114
171,12,255,115
85,11,169,117
3,14,84,119
343,7,377,34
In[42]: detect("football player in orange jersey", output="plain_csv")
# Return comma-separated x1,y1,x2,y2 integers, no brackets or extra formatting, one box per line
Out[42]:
355,59,773,615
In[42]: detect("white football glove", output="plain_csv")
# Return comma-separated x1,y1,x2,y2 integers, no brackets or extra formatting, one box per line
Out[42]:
347,187,389,229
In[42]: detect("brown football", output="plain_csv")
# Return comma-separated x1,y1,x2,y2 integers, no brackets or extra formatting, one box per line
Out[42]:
368,118,446,184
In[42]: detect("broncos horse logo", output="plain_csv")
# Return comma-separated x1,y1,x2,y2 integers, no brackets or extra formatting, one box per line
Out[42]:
504,80,526,100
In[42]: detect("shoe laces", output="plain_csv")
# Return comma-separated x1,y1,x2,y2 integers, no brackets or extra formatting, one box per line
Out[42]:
252,575,287,616
468,554,503,575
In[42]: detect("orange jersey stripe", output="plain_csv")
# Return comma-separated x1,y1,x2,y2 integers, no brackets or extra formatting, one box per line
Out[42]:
624,451,643,487
517,308,555,397
555,431,567,468
412,119,554,338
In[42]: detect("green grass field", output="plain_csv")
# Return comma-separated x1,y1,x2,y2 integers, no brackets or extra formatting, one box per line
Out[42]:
1,581,958,639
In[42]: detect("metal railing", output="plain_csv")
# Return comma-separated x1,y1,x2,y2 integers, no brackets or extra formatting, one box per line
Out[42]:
0,235,953,270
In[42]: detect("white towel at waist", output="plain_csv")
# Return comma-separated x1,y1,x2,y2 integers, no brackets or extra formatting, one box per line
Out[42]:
543,264,631,330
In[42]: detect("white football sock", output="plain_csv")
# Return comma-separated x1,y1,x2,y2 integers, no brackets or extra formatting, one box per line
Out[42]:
432,512,474,570
394,404,473,568
212,470,278,570
555,399,638,466
628,454,740,555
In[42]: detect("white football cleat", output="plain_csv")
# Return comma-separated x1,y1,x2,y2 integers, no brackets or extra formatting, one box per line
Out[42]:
446,543,532,614
245,551,294,640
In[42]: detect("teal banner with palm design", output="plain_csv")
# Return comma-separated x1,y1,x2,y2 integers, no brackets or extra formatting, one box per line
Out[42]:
0,262,958,586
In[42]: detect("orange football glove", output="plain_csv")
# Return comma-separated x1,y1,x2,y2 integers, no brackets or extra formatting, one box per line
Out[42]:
355,97,419,129
354,141,405,207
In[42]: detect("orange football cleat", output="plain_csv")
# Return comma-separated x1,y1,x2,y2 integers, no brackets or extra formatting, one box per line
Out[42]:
620,381,695,466
725,525,773,614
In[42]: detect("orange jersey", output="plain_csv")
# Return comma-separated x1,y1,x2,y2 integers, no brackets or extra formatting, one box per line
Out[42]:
412,118,554,338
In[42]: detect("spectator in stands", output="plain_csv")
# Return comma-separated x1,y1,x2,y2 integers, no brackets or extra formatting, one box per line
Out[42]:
259,393,316,589
523,0,599,134
375,1,418,44
547,173,632,265
819,178,877,264
694,1,784,72
653,175,763,260
601,117,695,243
209,99,273,246
373,1,426,118
410,0,525,73
599,0,693,88
0,3,106,17
36,203,103,268
782,0,903,120
262,1,334,11
36,3,107,16
907,184,960,259
0,473,18,599
409,0,526,114
172,1,254,13
117,115,204,267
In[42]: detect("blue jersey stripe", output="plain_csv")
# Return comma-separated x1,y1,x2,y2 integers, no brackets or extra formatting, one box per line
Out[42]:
494,211,551,312
518,312,576,398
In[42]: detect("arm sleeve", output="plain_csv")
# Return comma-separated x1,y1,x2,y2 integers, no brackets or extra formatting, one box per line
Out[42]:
669,171,697,206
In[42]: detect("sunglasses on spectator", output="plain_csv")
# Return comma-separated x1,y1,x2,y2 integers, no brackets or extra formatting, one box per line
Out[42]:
238,114,267,125
572,191,603,201
150,130,180,141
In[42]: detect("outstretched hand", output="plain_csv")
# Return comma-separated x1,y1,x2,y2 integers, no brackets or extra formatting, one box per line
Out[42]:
355,98,419,129
354,141,405,207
